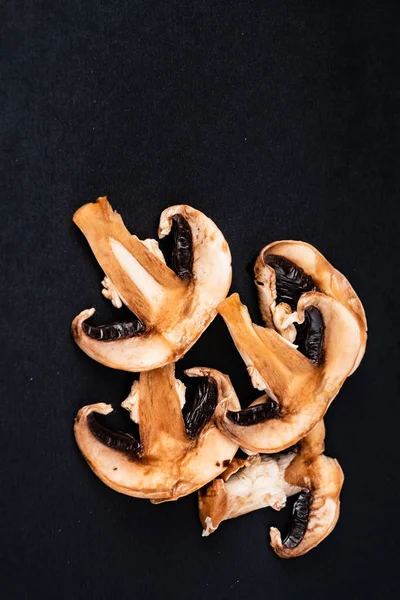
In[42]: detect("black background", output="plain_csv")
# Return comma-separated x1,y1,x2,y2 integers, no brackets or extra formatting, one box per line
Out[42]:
1,1,399,599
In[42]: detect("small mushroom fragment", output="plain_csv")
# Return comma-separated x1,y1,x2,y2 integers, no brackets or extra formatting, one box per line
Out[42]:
199,421,344,558
72,197,231,371
74,364,240,501
216,242,366,453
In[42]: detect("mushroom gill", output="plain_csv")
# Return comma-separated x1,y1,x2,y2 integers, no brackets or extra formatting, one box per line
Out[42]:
72,197,232,371
74,364,240,501
254,241,367,371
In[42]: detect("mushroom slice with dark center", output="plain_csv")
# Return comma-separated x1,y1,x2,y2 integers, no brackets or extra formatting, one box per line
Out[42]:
254,240,367,371
71,197,231,371
270,420,344,558
199,421,344,558
216,289,364,452
82,318,146,341
226,399,279,425
74,364,240,501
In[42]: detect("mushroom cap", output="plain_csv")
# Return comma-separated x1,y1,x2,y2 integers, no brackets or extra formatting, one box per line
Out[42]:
217,291,363,452
72,198,232,371
74,364,240,501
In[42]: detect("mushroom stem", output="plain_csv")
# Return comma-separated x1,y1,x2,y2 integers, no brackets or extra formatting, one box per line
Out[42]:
216,291,363,453
218,293,313,404
139,364,187,457
73,197,185,323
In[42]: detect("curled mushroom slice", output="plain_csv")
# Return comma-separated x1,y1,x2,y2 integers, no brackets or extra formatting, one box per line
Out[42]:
72,197,231,371
217,290,363,452
199,421,344,558
74,364,240,501
254,241,367,371
269,421,344,557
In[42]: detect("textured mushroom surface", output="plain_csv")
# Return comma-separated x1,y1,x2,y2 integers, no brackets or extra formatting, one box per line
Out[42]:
216,242,367,453
199,421,344,558
72,197,232,371
74,364,240,501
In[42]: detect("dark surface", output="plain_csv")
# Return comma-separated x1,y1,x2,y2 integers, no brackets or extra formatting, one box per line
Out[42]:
1,1,399,599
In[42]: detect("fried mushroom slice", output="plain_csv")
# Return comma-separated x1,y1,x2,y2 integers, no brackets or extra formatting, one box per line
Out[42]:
72,197,231,371
199,421,344,558
74,364,240,501
216,291,363,452
254,241,367,372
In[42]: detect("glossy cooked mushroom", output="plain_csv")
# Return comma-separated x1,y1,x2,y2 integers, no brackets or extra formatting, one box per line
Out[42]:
72,197,232,371
74,364,240,501
216,242,367,453
199,421,344,558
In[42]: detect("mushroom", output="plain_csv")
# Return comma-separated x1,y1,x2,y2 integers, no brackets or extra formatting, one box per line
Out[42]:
72,197,232,371
199,420,344,558
216,242,366,453
74,364,240,501
254,241,367,372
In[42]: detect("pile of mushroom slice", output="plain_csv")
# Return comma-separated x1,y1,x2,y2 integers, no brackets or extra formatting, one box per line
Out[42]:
202,240,366,557
72,200,366,559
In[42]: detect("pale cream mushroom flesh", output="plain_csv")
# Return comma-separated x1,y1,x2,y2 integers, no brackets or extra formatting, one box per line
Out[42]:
72,197,232,371
74,364,240,501
216,241,367,453
199,420,344,558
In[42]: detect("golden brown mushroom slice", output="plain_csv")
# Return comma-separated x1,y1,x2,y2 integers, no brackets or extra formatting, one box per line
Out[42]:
72,197,232,371
74,364,240,501
199,421,344,558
